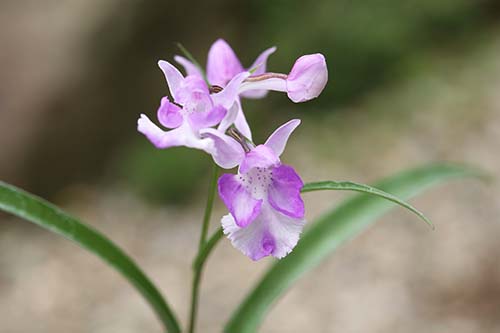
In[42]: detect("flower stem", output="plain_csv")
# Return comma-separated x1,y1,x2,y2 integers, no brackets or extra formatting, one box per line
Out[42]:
188,163,219,333
198,163,219,249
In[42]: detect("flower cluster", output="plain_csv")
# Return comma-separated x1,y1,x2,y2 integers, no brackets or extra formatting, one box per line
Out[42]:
138,39,328,260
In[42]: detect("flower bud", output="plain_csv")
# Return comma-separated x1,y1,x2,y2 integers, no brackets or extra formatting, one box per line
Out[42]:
286,53,328,103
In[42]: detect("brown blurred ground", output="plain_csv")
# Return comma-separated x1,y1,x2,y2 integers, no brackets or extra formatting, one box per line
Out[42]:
1,2,500,333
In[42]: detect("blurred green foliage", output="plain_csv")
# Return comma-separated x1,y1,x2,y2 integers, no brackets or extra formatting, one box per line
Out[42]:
248,0,486,105
117,141,209,204
116,0,496,203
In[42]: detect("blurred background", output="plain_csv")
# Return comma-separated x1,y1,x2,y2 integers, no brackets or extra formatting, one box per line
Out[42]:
1,0,500,332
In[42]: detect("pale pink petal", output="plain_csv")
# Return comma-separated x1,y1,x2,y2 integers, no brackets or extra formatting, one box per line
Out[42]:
218,99,253,140
217,102,239,134
221,213,274,261
207,39,244,86
268,164,305,218
264,119,301,157
137,114,183,148
264,204,306,259
158,60,184,100
221,203,305,260
174,55,203,78
286,53,328,102
241,46,277,99
200,128,245,169
239,145,280,174
238,77,287,95
157,96,182,129
218,174,262,227
176,75,211,107
248,46,277,75
211,72,250,109
138,114,213,151
233,102,252,140
188,105,227,131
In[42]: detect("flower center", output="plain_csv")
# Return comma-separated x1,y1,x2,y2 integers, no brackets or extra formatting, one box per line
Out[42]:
239,167,273,200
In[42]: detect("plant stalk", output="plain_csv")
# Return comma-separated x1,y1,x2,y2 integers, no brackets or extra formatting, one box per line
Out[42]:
187,163,219,333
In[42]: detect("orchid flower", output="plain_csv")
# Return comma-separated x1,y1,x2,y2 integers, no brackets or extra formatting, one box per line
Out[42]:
175,39,328,103
175,39,328,138
137,60,248,169
211,119,306,261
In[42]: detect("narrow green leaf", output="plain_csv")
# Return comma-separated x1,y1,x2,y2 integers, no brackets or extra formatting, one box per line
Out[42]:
302,180,434,228
225,163,483,333
0,181,181,333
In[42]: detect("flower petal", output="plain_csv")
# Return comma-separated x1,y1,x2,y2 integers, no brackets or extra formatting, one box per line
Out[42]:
221,203,305,260
248,46,277,75
221,213,274,261
157,96,182,129
207,39,244,86
238,76,287,96
138,114,182,148
286,53,328,103
188,105,227,131
241,46,277,99
217,101,239,134
239,145,280,174
158,60,184,100
234,102,252,140
218,174,262,227
211,72,250,109
268,164,305,218
264,205,306,259
138,114,213,151
200,128,245,169
217,99,252,140
264,119,301,157
174,55,203,78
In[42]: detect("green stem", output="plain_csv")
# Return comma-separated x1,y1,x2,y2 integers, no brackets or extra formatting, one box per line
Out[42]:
193,227,224,270
188,163,219,333
198,164,219,249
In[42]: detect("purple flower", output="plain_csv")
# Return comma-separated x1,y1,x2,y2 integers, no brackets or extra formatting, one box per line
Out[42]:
175,39,328,103
217,119,306,260
175,39,276,96
137,60,248,168
175,39,276,139
175,40,328,137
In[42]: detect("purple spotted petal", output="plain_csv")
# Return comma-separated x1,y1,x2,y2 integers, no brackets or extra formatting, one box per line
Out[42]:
174,55,203,78
264,119,300,157
207,39,244,86
239,145,280,174
286,53,328,103
200,128,245,169
268,164,305,218
218,174,262,227
221,203,305,260
158,60,184,100
157,96,182,129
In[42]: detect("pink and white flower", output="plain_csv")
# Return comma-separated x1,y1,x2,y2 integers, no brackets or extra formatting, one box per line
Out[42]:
215,119,306,260
175,39,328,138
137,60,248,168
